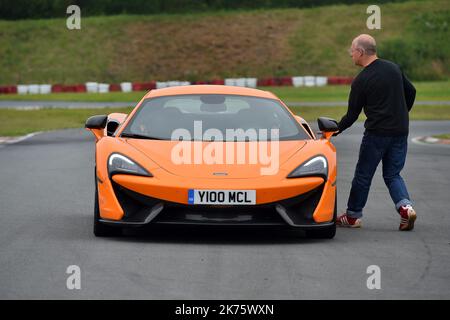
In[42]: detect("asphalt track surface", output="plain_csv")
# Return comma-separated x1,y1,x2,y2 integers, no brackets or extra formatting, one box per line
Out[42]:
0,121,449,299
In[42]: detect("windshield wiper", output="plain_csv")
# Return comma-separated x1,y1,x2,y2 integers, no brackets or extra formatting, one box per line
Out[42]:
120,132,165,140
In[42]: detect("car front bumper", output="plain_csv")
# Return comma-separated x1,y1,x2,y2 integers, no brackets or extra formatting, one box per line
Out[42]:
98,180,335,229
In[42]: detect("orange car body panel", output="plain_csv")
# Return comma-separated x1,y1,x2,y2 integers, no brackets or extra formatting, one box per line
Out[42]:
90,85,337,224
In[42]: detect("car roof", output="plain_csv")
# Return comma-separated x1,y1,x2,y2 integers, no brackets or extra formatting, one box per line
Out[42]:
143,85,279,100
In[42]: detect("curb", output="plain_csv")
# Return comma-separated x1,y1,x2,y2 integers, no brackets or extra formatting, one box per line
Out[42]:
411,136,450,146
0,132,40,146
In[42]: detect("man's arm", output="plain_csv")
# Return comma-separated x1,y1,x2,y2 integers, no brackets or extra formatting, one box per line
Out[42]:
402,72,416,111
337,80,365,134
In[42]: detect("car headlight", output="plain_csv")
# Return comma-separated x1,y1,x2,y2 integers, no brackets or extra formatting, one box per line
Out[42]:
287,155,328,179
108,153,152,177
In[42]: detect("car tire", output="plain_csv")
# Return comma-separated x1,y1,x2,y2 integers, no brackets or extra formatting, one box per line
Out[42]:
93,169,122,237
305,193,337,239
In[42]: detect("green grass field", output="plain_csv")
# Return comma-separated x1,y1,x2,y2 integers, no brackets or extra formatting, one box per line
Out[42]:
1,80,449,137
1,0,449,137
1,81,450,137
1,81,449,103
433,133,450,139
0,107,132,137
0,0,449,85
1,104,450,137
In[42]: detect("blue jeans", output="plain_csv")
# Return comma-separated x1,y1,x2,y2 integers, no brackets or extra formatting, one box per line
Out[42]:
346,131,412,219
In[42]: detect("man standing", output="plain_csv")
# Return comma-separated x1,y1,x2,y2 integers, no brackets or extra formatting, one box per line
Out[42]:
335,34,417,231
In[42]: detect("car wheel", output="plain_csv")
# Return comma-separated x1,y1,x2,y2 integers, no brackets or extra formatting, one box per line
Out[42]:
93,169,122,237
305,193,337,239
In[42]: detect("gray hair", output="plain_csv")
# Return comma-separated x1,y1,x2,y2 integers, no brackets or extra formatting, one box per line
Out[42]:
355,36,377,55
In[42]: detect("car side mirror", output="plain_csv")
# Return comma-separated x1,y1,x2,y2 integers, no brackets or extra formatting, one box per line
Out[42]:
85,115,108,141
85,115,108,129
317,117,338,140
318,117,338,132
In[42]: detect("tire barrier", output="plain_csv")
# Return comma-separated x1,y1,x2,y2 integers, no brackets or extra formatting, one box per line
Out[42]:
120,82,132,92
0,76,353,95
86,82,99,93
98,83,110,93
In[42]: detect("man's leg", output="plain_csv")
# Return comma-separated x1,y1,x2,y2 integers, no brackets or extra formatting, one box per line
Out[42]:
346,133,386,219
382,135,412,210
382,135,416,230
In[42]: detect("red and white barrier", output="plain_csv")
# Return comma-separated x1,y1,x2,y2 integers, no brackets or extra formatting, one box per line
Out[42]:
98,83,110,93
246,78,257,88
28,84,40,94
292,76,304,87
17,85,28,95
120,82,132,92
109,84,121,92
86,82,98,93
39,84,52,94
0,86,17,94
303,76,315,87
0,76,353,95
156,81,191,89
315,76,328,87
224,78,258,88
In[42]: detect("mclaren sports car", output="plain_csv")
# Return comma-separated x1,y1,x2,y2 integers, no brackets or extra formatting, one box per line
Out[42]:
86,85,339,238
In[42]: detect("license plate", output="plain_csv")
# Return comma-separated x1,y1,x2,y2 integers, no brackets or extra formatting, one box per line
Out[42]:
188,189,256,205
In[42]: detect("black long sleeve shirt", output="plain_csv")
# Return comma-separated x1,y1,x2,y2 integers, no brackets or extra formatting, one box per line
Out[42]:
337,58,416,136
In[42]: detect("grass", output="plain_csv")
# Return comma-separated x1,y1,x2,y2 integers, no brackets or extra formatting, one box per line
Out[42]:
433,133,450,139
0,107,132,136
291,105,450,122
2,104,450,137
0,91,144,103
0,1,449,85
1,81,449,103
269,81,450,102
1,80,449,137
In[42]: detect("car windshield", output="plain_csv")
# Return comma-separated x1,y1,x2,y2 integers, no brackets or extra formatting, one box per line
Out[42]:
121,94,310,141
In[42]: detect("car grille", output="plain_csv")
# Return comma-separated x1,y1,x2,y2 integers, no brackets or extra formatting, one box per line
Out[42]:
111,181,324,226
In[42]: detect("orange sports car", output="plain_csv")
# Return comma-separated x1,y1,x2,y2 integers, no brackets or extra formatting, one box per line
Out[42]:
86,85,339,238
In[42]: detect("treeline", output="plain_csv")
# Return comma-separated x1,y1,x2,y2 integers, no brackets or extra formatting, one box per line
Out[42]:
0,0,407,20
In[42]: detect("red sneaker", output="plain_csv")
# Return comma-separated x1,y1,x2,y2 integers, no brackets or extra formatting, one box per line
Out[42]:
398,205,417,231
336,213,362,228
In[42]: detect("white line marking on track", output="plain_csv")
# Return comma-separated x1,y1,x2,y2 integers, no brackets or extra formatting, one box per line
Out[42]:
0,132,41,146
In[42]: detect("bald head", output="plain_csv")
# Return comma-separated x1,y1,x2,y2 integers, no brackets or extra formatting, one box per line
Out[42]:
353,34,377,56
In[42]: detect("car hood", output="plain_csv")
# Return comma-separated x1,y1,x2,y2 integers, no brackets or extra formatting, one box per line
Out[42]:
125,139,307,179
